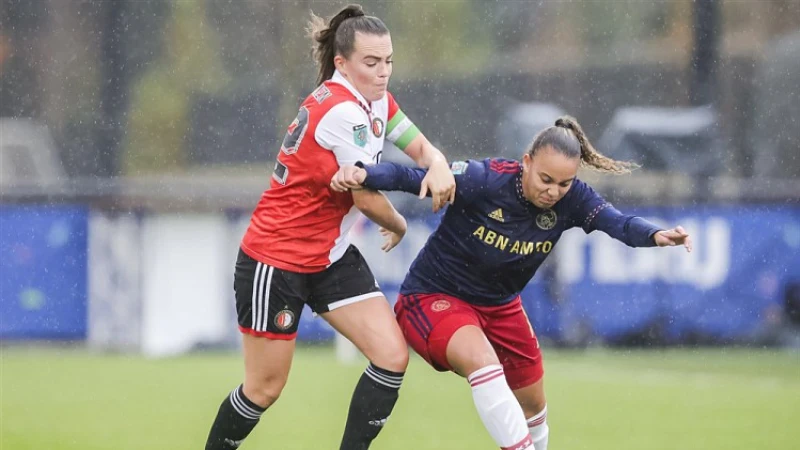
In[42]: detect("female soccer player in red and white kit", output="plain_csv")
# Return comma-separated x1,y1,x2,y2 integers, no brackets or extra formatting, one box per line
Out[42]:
332,116,692,450
204,5,455,450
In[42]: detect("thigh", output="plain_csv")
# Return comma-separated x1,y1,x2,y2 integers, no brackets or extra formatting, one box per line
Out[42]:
241,332,296,408
445,325,500,378
322,296,408,372
480,297,544,390
234,248,310,340
395,293,484,373
306,245,383,313
310,246,405,369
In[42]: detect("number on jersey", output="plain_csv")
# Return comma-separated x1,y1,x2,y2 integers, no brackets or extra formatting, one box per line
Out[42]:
281,107,309,155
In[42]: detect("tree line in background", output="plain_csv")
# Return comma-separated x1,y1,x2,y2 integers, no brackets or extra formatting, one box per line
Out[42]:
0,0,798,178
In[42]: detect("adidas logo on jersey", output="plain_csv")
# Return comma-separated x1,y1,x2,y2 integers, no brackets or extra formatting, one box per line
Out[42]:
488,208,505,222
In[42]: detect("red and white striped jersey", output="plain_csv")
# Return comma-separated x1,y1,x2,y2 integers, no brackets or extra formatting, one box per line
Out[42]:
241,71,421,273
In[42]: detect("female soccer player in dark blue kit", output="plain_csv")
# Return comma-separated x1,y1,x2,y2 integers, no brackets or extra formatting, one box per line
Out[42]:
330,116,692,450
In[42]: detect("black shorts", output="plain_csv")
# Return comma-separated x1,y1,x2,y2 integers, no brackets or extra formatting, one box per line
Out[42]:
233,245,382,339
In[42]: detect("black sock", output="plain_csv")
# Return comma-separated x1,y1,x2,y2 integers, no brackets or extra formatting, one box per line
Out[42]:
205,385,266,450
339,363,404,450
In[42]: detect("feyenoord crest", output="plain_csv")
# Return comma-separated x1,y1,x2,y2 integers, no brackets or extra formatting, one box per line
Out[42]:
371,117,384,137
274,309,295,330
431,299,451,312
536,210,557,230
353,124,368,147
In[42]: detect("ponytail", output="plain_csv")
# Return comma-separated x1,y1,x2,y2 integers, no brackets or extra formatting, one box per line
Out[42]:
555,116,639,174
527,115,639,175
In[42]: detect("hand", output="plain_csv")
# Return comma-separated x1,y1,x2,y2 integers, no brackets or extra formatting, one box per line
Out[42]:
419,159,456,212
330,165,367,192
653,226,693,252
380,216,406,252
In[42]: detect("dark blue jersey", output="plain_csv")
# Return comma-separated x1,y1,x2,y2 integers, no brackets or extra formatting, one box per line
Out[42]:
362,158,663,306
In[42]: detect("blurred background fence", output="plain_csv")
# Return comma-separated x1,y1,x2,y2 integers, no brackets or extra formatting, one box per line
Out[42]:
2,0,799,354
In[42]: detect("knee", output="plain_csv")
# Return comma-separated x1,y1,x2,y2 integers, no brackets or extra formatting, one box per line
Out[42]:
453,351,501,378
243,375,288,409
520,393,547,420
445,326,500,376
372,341,409,373
523,400,547,419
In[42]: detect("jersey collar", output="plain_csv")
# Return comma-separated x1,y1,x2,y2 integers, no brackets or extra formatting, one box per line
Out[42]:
330,70,374,113
515,172,538,210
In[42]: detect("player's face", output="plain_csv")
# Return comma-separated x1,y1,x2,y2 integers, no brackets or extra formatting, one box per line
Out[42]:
336,32,393,102
521,147,580,209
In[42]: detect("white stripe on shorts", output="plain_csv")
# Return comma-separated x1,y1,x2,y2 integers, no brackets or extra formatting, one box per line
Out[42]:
251,262,264,330
326,291,383,311
259,266,274,331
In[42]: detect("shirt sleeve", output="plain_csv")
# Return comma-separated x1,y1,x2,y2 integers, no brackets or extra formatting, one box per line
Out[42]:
568,179,663,248
361,159,488,206
385,92,421,151
315,102,373,166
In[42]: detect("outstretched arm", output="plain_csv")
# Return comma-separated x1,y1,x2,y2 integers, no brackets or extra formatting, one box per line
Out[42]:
573,180,692,252
331,159,489,207
591,206,692,252
330,162,428,196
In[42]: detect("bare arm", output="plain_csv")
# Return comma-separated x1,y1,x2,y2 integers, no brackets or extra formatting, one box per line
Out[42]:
402,133,456,211
403,132,447,168
351,189,407,252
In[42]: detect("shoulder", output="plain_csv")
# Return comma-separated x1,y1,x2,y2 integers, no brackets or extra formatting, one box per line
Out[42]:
485,158,521,189
456,158,519,177
562,178,596,203
313,101,369,148
315,101,367,130
318,81,357,103
450,158,510,191
450,158,489,177
558,177,611,225
487,158,521,175
305,82,361,115
385,90,398,108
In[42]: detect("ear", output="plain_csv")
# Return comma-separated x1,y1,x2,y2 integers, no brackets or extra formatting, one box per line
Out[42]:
522,153,532,170
334,54,347,74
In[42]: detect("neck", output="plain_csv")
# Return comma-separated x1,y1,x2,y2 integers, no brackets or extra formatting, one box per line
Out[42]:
520,175,531,201
515,173,533,206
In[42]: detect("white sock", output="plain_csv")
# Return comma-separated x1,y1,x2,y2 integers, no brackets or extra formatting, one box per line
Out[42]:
468,364,533,450
527,405,549,450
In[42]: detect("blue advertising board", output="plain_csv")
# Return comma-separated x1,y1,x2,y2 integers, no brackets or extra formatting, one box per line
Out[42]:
0,205,89,339
3,203,797,345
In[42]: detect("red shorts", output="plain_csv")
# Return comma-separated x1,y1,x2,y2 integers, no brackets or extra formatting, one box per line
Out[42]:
395,293,543,390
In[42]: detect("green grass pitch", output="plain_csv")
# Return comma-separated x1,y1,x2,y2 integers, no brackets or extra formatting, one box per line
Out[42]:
2,346,799,449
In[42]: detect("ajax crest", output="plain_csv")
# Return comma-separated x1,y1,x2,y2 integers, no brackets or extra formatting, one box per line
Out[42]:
536,210,557,230
431,299,451,312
